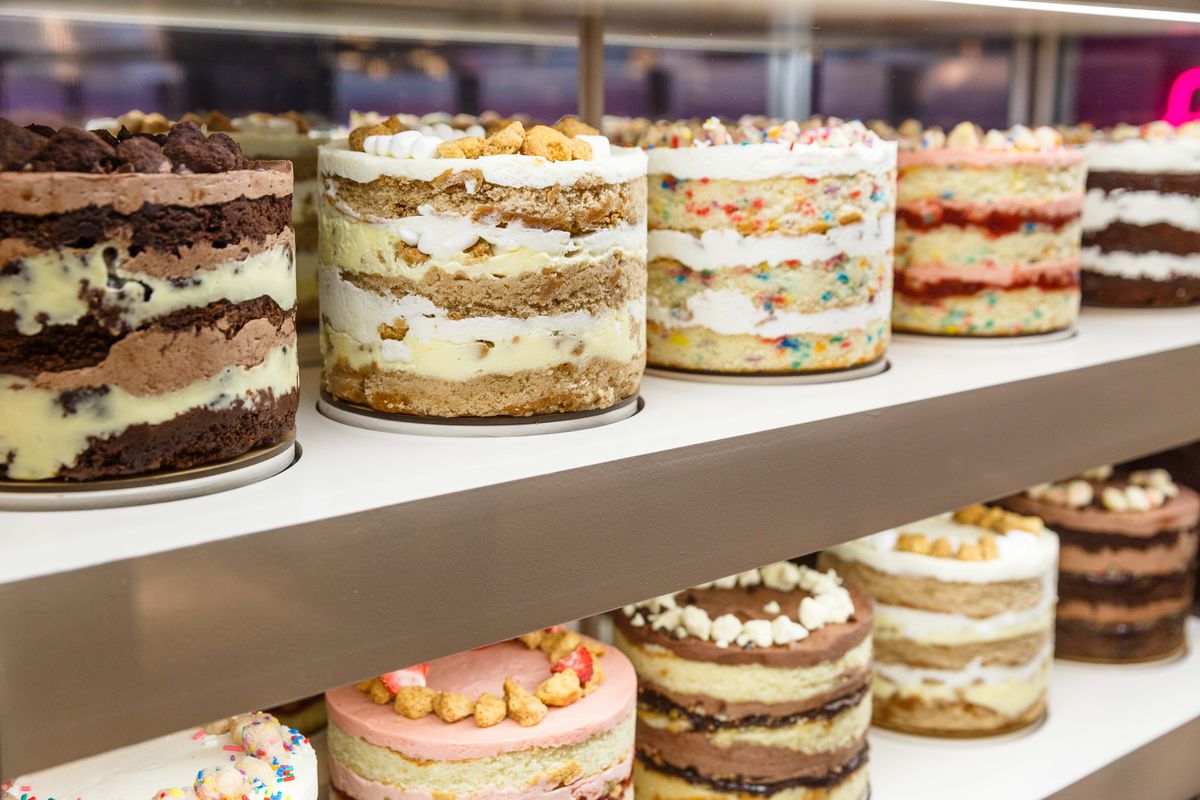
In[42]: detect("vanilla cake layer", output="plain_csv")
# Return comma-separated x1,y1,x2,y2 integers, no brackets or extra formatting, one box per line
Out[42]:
891,286,1079,336
821,514,1058,737
634,760,868,800
318,140,648,417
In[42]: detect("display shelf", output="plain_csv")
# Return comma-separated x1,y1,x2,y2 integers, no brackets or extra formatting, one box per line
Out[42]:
870,617,1200,800
2,306,1199,776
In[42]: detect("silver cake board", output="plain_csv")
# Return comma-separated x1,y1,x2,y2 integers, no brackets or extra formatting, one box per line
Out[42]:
646,357,888,385
893,327,1077,346
318,392,641,437
0,439,297,511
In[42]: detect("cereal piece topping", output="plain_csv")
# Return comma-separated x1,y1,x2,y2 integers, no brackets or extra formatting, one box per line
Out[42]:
536,669,584,707
554,115,599,137
930,538,955,558
473,693,506,727
432,691,474,723
895,532,931,554
394,685,436,719
504,677,548,727
483,121,525,155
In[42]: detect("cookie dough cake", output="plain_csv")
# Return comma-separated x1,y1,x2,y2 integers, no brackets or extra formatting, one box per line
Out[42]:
641,117,896,374
319,116,647,418
890,121,1085,336
326,631,635,800
1080,121,1200,306
0,120,298,481
2,712,317,800
614,561,873,800
820,507,1058,737
1000,466,1199,662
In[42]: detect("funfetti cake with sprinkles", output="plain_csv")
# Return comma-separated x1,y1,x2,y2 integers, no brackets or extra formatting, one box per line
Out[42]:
2,712,317,800
886,120,1086,336
614,561,874,800
637,116,896,375
325,631,636,800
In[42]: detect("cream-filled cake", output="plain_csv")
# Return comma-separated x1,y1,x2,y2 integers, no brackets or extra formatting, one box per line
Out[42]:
2,712,317,800
889,121,1085,336
0,119,298,481
639,117,896,374
326,632,635,800
1000,465,1198,662
1080,121,1200,307
614,561,873,800
319,115,647,418
820,507,1058,737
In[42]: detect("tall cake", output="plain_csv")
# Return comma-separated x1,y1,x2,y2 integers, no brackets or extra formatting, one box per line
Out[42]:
326,631,635,800
0,120,298,481
639,117,896,374
1080,121,1200,306
2,712,317,800
614,561,873,800
889,121,1085,336
999,466,1198,662
820,507,1058,737
319,116,648,418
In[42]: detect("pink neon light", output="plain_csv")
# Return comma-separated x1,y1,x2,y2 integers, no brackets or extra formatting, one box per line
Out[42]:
1165,67,1200,125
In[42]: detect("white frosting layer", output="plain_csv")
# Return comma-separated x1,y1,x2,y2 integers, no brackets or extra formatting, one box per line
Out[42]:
647,285,891,338
826,514,1060,584
1,345,297,480
876,644,1052,690
1085,138,1200,174
647,140,897,180
1082,188,1200,233
10,724,317,800
0,244,296,335
1082,247,1200,279
649,221,893,270
320,141,647,188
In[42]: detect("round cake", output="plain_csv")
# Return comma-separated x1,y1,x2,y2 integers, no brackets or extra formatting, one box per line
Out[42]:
999,465,1199,662
887,121,1085,336
614,561,873,800
0,119,298,481
638,117,896,374
820,507,1058,737
318,115,647,418
326,632,635,800
1080,121,1200,307
2,712,317,800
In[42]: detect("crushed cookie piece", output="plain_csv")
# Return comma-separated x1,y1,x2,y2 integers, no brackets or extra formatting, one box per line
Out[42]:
483,121,525,156
438,137,484,159
582,662,606,696
979,534,999,560
473,692,506,727
362,677,391,704
433,691,474,723
394,686,436,719
522,125,581,161
517,630,546,650
504,677,548,727
957,541,984,561
555,115,598,137
930,538,955,558
378,319,409,341
540,629,583,663
536,669,583,707
895,532,931,554
350,117,404,152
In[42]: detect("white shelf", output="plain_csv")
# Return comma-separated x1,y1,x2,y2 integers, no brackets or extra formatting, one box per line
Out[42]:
871,617,1200,800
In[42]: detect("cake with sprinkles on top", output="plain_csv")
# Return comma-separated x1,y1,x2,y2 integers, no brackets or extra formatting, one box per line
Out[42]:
881,120,1086,336
0,119,298,481
326,631,635,800
999,465,1198,662
820,506,1058,737
614,560,873,800
2,712,317,800
629,116,896,375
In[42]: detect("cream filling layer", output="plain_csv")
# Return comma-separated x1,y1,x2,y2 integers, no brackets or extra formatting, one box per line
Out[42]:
0,344,297,480
0,243,296,335
320,269,644,381
648,220,893,271
647,286,890,338
872,575,1056,645
320,142,648,188
1085,138,1200,174
328,714,634,798
615,629,872,706
320,208,646,279
873,649,1051,717
1082,188,1200,233
1081,246,1200,279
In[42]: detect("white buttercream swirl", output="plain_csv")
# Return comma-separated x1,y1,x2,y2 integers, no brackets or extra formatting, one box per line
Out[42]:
1082,247,1200,279
649,220,893,270
647,140,897,180
1082,187,1200,233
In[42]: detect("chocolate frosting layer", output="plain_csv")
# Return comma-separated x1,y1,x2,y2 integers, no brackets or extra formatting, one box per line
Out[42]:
638,722,866,784
637,744,867,794
1058,568,1195,606
1087,171,1200,196
638,681,869,730
1083,223,1200,256
1000,486,1200,537
615,581,873,668
1053,524,1196,553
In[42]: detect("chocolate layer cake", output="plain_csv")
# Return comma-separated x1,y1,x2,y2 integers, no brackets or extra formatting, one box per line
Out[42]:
0,120,298,481
319,115,647,418
615,562,872,800
1081,121,1200,307
820,506,1058,737
1000,466,1199,662
884,121,1085,336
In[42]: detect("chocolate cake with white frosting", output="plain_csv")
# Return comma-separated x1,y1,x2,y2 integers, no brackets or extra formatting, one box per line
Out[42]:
0,120,298,481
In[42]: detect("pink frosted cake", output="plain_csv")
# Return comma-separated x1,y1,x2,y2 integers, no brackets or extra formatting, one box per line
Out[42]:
326,632,636,800
890,122,1085,336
